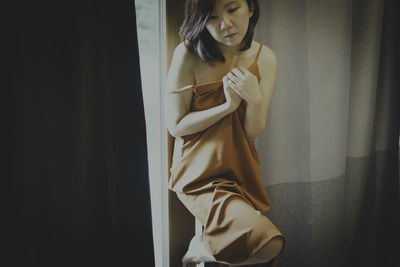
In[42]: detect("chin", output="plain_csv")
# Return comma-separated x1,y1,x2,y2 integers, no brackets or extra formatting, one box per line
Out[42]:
221,38,243,47
226,42,240,47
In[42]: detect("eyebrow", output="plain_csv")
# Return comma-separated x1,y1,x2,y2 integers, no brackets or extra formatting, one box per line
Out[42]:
224,0,238,8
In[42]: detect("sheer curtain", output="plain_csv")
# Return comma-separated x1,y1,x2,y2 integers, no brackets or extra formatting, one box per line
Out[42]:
5,0,155,266
254,0,399,266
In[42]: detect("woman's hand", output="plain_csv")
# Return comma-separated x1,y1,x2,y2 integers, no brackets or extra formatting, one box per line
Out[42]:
222,75,242,112
227,66,262,105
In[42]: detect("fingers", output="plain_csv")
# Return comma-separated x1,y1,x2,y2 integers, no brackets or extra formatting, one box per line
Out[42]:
231,67,246,79
228,80,244,99
224,73,243,99
228,67,250,87
227,72,240,85
238,66,251,75
228,79,240,92
224,74,238,90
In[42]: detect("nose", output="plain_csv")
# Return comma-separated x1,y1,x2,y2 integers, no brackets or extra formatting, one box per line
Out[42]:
220,14,233,30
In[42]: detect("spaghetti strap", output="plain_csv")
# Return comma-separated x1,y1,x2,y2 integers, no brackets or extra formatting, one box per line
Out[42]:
255,43,263,62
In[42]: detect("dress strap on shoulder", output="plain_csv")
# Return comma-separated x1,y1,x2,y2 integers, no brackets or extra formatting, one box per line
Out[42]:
255,43,263,62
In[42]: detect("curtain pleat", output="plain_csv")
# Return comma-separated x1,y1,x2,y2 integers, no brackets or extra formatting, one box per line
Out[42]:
254,0,400,266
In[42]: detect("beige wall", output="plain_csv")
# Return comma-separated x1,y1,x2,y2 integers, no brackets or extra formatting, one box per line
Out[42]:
164,1,195,267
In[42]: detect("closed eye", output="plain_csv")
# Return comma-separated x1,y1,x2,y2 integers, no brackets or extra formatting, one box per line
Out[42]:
228,7,239,13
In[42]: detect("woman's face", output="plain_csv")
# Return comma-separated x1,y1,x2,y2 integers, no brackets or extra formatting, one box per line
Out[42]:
205,0,254,47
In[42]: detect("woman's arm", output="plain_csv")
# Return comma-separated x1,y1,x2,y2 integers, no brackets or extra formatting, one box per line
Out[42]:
171,102,233,138
226,45,277,141
243,46,277,141
165,42,233,138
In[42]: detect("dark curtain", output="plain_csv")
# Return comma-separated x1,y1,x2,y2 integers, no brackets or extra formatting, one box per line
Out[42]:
6,0,154,266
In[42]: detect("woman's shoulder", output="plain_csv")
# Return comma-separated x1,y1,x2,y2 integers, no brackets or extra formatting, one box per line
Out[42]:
174,41,190,55
167,42,196,88
172,42,195,67
253,41,277,75
253,41,277,64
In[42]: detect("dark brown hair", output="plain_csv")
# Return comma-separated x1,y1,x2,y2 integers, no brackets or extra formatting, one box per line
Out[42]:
179,0,259,66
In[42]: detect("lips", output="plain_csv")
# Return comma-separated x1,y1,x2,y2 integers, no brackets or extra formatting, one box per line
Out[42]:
224,33,237,39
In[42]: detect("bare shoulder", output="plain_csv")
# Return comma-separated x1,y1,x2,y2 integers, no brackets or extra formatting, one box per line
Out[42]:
170,42,195,70
173,42,192,60
167,42,195,91
257,43,277,75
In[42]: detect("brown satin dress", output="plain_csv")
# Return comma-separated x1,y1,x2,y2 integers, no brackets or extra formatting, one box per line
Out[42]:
168,43,286,266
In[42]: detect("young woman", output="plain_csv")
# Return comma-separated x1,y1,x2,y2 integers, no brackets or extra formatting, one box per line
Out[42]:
166,0,286,266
